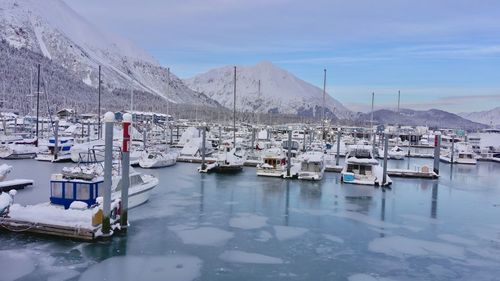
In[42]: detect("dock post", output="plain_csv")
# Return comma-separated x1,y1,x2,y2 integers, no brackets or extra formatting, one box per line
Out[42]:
40,120,44,139
286,126,292,178
336,129,341,166
87,121,91,142
451,136,455,164
169,125,173,145
102,112,115,236
176,125,179,142
14,118,17,134
201,122,207,171
143,125,147,150
53,120,59,161
2,119,6,135
120,113,131,230
251,126,255,152
382,133,389,186
433,133,441,175
302,128,307,152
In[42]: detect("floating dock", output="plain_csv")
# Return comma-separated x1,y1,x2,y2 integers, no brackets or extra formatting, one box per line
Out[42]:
0,179,34,192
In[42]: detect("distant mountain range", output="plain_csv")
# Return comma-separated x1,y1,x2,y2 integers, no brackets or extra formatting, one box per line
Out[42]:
356,109,488,130
0,0,218,109
458,107,500,127
0,0,494,130
184,61,352,120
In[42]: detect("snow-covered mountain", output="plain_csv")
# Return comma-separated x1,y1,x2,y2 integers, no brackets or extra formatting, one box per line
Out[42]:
0,0,217,106
184,61,352,119
459,107,500,127
356,109,487,130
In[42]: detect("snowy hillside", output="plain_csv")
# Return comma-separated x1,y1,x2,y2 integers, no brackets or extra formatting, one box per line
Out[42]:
184,61,352,119
459,107,500,127
356,109,487,130
0,0,217,106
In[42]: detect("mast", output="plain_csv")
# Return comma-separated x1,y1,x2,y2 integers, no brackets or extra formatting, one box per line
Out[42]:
322,68,326,139
257,80,261,124
35,64,40,146
98,65,102,139
233,66,237,147
371,92,375,129
166,67,170,118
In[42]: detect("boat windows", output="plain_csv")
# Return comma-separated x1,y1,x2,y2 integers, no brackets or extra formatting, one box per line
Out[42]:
51,182,63,197
65,184,74,199
131,175,144,186
76,183,90,200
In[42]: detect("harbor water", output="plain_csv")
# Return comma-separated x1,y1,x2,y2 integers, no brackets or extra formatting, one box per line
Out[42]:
1,158,500,281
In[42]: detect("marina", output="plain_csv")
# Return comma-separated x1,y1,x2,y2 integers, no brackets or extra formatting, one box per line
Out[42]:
1,156,499,280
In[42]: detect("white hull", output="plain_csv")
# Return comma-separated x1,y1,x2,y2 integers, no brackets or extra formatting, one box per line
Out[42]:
256,168,284,177
35,153,73,162
139,157,176,168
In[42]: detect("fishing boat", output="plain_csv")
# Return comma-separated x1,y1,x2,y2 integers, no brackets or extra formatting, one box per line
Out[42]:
199,143,245,173
60,163,158,209
256,148,287,177
139,150,177,168
35,136,74,162
297,151,325,181
341,145,392,186
440,142,477,165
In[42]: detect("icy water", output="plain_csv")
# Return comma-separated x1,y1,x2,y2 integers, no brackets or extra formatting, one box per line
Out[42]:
1,158,500,281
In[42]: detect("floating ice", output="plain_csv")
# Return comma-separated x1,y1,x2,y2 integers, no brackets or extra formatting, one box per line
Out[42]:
438,234,477,246
0,250,35,281
168,225,234,246
229,213,268,230
368,236,466,259
219,250,283,264
322,234,344,243
256,230,273,242
273,225,308,241
348,273,395,281
79,256,202,281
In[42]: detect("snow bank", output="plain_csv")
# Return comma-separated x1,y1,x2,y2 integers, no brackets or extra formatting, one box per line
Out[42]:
8,203,93,228
219,250,283,264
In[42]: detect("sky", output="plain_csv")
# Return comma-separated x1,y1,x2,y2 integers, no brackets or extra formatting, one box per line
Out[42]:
63,0,500,113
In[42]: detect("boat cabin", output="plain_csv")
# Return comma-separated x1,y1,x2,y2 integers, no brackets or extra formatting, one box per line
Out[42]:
50,175,103,209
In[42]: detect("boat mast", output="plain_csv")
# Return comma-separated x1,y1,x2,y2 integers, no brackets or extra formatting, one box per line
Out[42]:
396,90,401,146
371,92,374,130
98,65,102,139
166,67,170,118
233,66,237,147
35,64,40,146
322,68,326,139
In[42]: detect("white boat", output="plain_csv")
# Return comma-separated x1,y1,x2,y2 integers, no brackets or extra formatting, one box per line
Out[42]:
199,144,245,173
0,144,39,159
440,142,477,165
70,140,105,163
297,151,325,181
139,150,177,168
256,148,287,177
341,145,392,186
60,164,159,209
378,145,405,160
36,137,74,162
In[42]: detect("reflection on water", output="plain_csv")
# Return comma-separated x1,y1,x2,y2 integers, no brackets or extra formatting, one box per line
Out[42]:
0,159,500,280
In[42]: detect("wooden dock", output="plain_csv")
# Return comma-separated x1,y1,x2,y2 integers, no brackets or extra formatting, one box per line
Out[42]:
0,179,34,192
0,217,98,241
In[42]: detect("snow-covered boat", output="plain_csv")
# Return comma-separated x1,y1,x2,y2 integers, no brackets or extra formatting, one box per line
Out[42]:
440,142,477,165
60,164,159,209
0,144,39,159
139,150,177,168
378,146,405,160
297,151,325,181
70,140,105,163
256,148,287,177
199,145,245,173
36,137,74,162
0,164,12,181
341,145,392,186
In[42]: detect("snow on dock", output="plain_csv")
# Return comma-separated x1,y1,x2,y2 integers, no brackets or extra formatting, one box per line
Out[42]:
0,179,34,192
